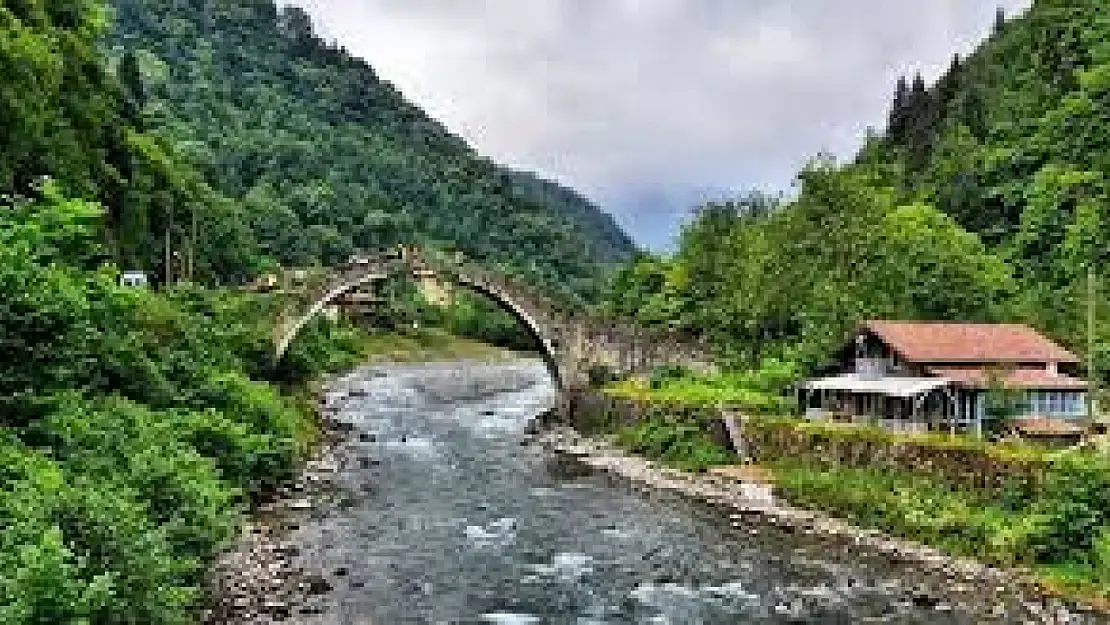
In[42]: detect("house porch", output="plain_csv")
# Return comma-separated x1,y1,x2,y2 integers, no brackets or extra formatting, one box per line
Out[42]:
799,375,985,436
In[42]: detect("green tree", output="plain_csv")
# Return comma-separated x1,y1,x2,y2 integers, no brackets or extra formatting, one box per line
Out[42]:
983,368,1026,437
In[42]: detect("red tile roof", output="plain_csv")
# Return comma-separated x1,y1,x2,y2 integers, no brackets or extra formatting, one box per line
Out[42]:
864,321,1079,364
928,367,1088,390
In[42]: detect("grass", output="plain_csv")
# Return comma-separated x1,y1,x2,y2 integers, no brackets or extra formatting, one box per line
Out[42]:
602,373,790,413
356,327,525,363
763,457,1110,609
611,415,739,472
765,459,1040,566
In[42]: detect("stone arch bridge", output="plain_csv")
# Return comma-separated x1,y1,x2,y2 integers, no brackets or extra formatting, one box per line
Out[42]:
272,245,713,390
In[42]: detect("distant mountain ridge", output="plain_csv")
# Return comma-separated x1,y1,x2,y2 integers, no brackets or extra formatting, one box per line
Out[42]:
105,0,637,299
505,170,636,264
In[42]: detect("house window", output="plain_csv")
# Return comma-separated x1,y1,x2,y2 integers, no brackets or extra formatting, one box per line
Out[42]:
1028,392,1087,418
1064,393,1087,417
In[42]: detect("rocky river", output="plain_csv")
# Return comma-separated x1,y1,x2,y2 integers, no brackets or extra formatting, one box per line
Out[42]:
207,359,1110,624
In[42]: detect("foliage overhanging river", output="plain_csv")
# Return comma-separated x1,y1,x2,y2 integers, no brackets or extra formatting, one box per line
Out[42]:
282,360,1102,624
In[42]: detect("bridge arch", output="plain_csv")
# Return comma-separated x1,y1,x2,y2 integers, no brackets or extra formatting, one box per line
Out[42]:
274,266,568,389
447,273,565,389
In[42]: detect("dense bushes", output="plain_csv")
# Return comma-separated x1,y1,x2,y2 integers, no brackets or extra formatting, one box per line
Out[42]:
0,190,378,623
0,427,204,624
602,362,796,415
743,416,1110,581
0,310,365,625
570,391,737,471
615,414,736,472
770,450,1110,578
744,417,1110,570
435,290,542,354
769,461,1047,567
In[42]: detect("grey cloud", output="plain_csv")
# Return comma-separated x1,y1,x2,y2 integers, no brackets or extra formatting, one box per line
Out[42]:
289,0,1032,249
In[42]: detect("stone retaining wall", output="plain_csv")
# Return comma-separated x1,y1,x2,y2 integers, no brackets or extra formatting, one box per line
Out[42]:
561,389,1056,499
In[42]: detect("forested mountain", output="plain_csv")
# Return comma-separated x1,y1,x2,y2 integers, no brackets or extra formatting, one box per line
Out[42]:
604,1,1110,381
103,0,636,299
861,0,1110,369
506,170,635,264
0,2,401,621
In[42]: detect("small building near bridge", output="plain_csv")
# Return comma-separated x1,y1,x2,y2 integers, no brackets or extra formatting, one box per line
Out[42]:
799,321,1090,439
119,270,149,289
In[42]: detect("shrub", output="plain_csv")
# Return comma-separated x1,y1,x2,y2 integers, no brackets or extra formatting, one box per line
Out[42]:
603,377,789,414
586,364,618,388
0,435,111,625
1090,526,1110,581
176,408,295,495
0,431,198,625
56,476,200,624
615,413,736,472
32,397,242,563
277,318,368,385
189,369,310,459
1026,454,1110,563
742,415,1053,498
649,365,693,389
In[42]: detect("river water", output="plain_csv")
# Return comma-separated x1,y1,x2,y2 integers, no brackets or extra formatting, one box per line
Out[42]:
286,360,1102,624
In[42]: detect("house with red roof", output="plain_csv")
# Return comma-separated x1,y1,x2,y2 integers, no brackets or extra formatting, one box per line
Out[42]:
799,321,1090,438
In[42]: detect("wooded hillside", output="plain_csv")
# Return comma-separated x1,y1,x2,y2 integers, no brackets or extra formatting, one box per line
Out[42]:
1,1,629,621
604,2,1110,380
103,0,636,300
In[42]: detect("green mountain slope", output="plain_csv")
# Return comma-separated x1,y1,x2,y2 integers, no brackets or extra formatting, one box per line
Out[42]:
104,0,636,299
0,2,410,621
857,0,1110,366
506,170,636,264
603,1,1110,378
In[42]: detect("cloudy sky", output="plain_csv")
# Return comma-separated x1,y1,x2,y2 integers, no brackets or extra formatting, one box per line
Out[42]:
288,0,1032,250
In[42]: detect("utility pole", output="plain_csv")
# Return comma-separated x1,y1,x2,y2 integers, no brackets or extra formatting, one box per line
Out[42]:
164,223,172,287
187,207,197,283
1089,264,1099,423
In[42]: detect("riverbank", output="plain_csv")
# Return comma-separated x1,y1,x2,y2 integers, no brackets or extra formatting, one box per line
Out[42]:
202,344,523,623
353,328,526,365
202,392,352,623
203,360,1110,622
535,425,1107,621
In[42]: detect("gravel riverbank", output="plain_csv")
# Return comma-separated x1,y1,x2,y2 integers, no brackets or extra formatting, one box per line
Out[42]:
202,393,357,624
534,425,1106,623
